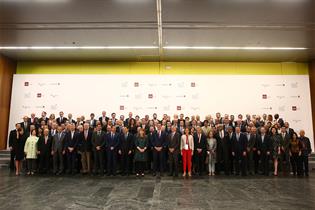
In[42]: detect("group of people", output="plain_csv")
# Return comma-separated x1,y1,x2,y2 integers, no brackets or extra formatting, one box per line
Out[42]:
9,111,312,178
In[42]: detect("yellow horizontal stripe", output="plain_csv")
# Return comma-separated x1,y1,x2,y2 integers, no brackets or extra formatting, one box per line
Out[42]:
16,61,309,75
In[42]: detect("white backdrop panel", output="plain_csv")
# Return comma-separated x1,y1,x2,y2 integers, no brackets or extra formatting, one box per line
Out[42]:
8,74,314,150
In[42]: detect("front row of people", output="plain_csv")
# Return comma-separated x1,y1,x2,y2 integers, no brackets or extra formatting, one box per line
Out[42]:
10,123,312,178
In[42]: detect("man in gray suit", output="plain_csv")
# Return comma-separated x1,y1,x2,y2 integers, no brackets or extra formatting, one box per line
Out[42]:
52,126,66,175
92,124,106,175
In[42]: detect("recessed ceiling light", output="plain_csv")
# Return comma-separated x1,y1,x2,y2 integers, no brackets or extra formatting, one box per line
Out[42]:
163,46,308,50
0,46,159,50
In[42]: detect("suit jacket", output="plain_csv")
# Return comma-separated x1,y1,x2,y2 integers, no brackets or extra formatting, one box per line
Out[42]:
151,130,167,148
167,131,180,153
21,121,30,133
119,132,134,153
64,131,80,151
99,116,109,126
78,129,93,152
38,117,49,124
56,117,67,125
91,130,106,151
193,133,207,152
8,129,17,148
105,132,120,151
89,119,97,128
256,134,272,153
279,132,291,151
38,135,52,154
52,132,66,152
231,132,247,157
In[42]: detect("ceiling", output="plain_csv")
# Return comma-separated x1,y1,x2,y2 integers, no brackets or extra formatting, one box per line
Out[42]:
0,0,314,62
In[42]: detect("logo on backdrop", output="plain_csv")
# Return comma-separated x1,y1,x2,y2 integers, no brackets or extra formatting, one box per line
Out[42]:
148,94,153,99
134,82,139,87
24,81,29,86
120,105,125,110
37,93,42,98
177,106,182,111
191,82,196,87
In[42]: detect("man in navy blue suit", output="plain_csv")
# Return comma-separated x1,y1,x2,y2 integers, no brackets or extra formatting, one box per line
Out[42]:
231,126,248,176
152,124,167,176
105,126,120,176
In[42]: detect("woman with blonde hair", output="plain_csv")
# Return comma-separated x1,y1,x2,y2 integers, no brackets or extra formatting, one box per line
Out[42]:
181,127,194,177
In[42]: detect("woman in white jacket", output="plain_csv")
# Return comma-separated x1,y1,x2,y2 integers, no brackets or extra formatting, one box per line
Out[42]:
181,128,194,177
24,129,39,175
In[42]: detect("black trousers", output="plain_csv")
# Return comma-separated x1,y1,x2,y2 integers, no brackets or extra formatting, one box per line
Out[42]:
168,151,179,175
107,150,117,175
301,155,309,176
120,152,132,174
27,159,37,173
53,151,64,174
135,161,145,174
93,150,104,175
290,153,301,175
234,154,247,176
153,149,164,173
253,151,260,174
10,150,15,170
194,151,205,175
66,152,77,173
260,152,270,176
39,152,50,173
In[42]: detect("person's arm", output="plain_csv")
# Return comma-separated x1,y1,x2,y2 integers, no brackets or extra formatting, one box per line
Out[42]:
191,136,194,154
8,131,14,149
100,133,106,148
24,138,29,154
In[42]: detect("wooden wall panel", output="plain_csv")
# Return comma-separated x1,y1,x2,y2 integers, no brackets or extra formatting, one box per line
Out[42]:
0,55,16,150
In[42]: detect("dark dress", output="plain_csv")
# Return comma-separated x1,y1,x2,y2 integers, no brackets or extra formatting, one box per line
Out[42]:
13,134,26,161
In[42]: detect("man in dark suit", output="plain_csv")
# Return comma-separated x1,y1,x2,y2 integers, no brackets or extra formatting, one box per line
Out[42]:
92,124,106,175
247,127,259,175
299,130,312,176
67,113,76,124
56,111,67,126
38,111,49,125
8,123,21,170
110,113,117,126
118,127,134,176
152,124,167,176
38,128,52,173
284,122,294,137
105,126,120,176
124,112,134,126
78,123,93,174
193,126,207,176
231,127,248,176
257,127,272,176
29,113,39,128
99,111,109,128
52,126,66,175
21,116,30,134
167,125,180,177
279,126,291,174
89,113,97,128
64,124,79,174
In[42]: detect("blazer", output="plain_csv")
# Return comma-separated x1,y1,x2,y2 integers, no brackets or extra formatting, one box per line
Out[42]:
257,134,272,153
151,130,167,148
78,130,93,152
231,132,248,156
180,134,194,152
193,133,207,151
56,117,67,125
105,132,120,151
52,132,66,152
24,136,39,159
38,135,52,154
64,131,80,151
167,131,180,152
119,132,134,153
91,130,106,150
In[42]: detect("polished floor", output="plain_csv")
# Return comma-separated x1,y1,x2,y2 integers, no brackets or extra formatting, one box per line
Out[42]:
0,169,314,210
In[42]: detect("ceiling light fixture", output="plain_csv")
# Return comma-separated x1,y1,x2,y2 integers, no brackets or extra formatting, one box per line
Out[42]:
163,46,308,50
0,46,159,50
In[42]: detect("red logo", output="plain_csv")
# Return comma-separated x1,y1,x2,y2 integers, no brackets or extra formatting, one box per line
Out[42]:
262,94,267,99
191,82,196,87
177,106,181,110
134,82,139,87
292,106,297,111
24,82,29,86
148,94,153,99
120,105,124,110
37,93,42,98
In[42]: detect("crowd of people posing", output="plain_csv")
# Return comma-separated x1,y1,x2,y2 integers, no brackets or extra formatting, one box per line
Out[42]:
8,111,312,178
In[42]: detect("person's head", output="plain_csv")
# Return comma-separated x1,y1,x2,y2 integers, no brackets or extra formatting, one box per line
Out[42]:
96,124,102,131
30,113,35,119
90,113,95,119
23,116,28,122
153,113,157,119
31,129,37,136
18,128,24,135
128,112,133,118
184,127,190,135
41,111,46,118
299,130,305,137
111,125,116,133
227,126,233,134
292,132,298,140
70,124,75,131
216,112,221,119
171,125,177,133
196,126,202,134
157,123,162,131
123,126,128,134
15,123,21,130
281,127,286,133
111,113,116,118
252,127,258,134
77,125,83,132
68,113,72,119
139,128,145,138
102,111,106,117
284,122,289,128
230,115,235,121
274,114,279,120
209,131,214,138
59,111,64,117
271,127,277,135
83,123,89,131
235,126,241,134
43,128,49,136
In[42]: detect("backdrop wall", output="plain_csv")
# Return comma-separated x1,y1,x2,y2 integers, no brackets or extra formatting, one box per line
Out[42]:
10,61,313,150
